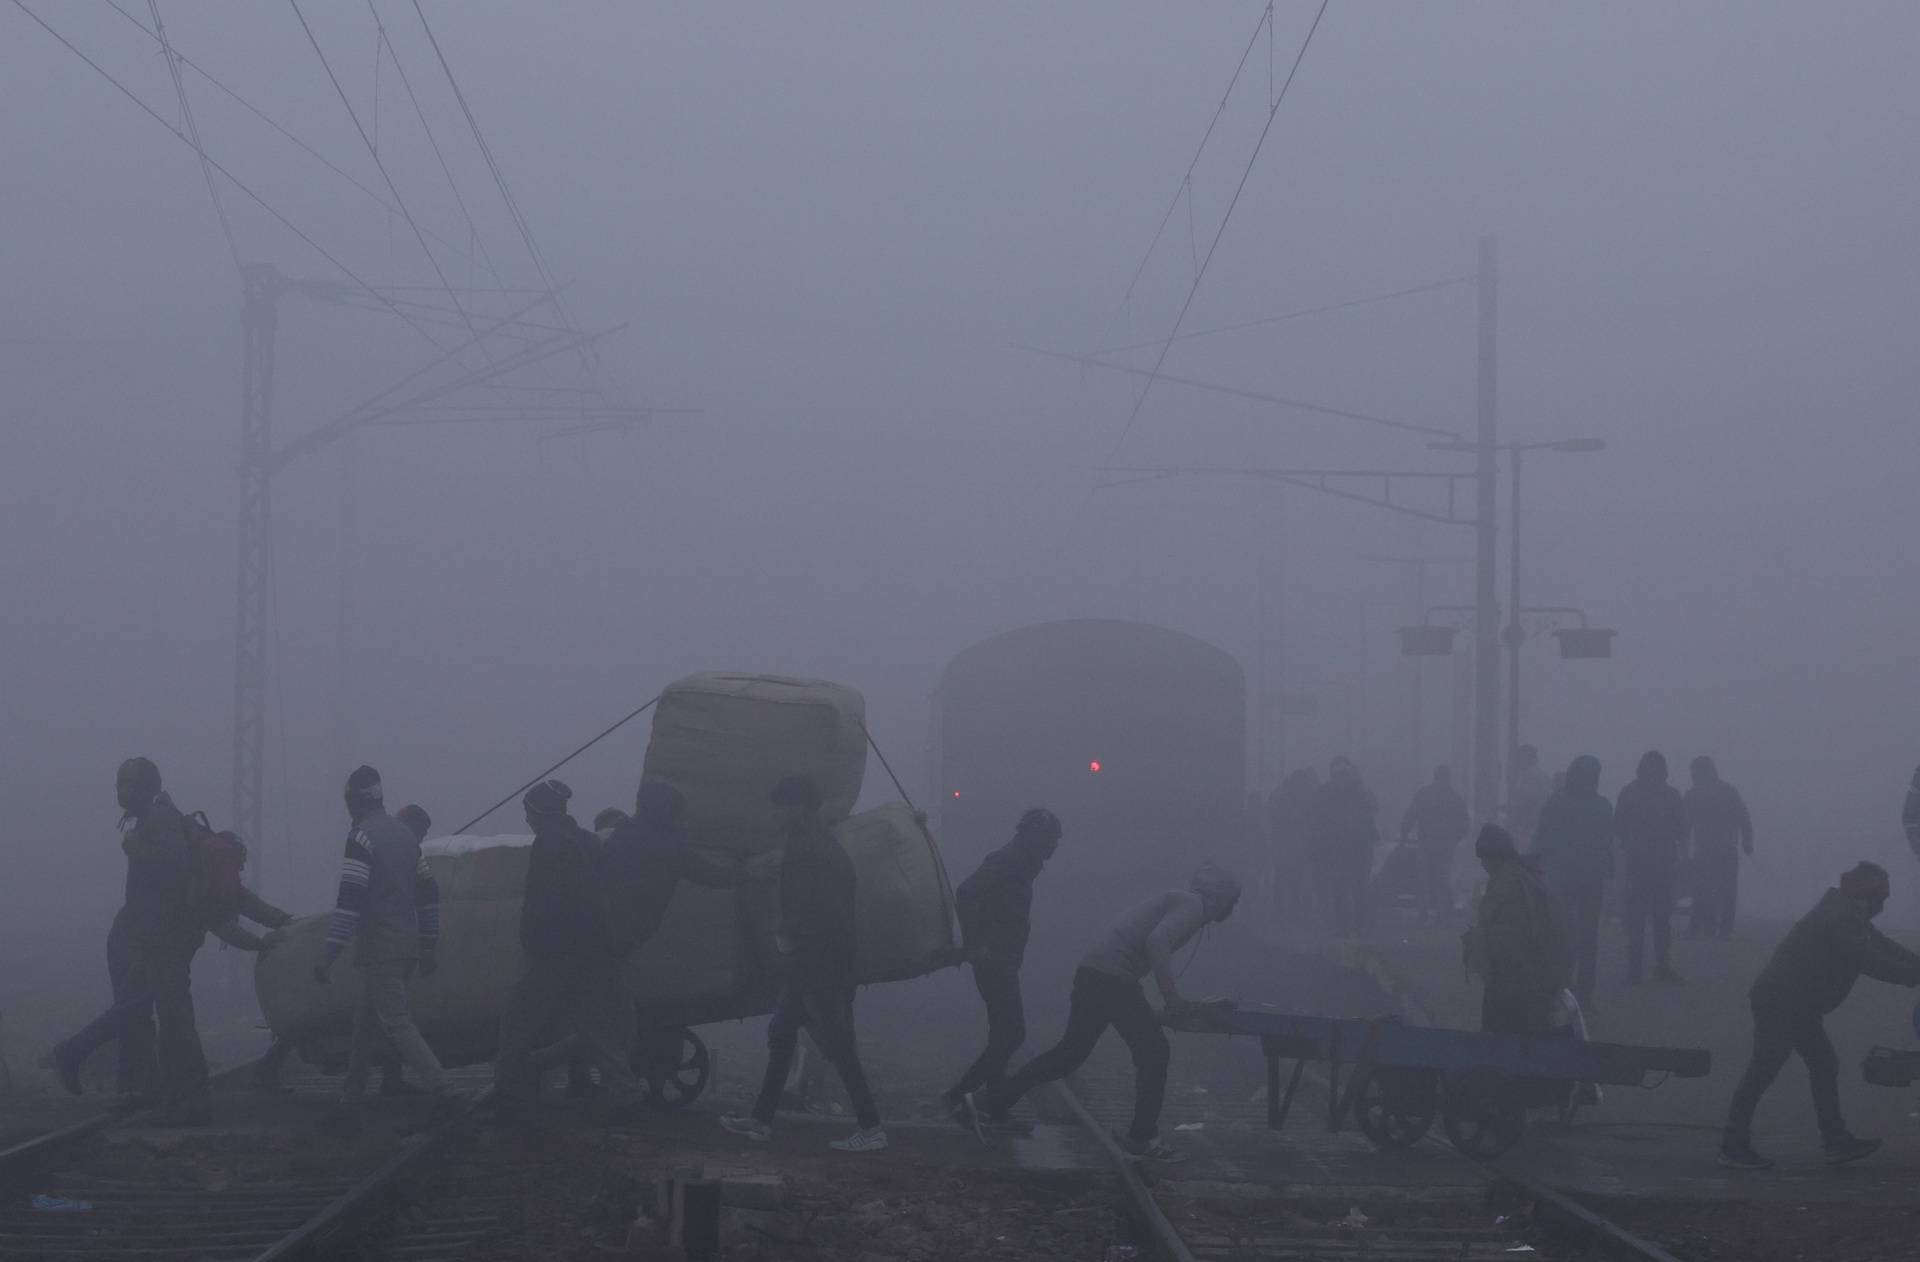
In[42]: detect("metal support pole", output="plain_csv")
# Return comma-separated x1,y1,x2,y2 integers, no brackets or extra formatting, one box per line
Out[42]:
1506,447,1523,780
234,264,282,886
1472,236,1501,824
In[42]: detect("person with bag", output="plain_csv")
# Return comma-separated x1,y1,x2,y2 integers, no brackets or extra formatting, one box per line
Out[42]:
722,776,886,1153
48,758,270,1121
1463,825,1571,1034
315,766,456,1102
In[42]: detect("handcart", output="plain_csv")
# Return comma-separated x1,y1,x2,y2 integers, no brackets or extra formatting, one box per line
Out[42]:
1172,1006,1710,1159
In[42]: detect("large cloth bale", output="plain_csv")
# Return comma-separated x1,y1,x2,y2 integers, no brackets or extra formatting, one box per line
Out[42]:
254,836,745,1048
641,674,867,853
838,802,957,983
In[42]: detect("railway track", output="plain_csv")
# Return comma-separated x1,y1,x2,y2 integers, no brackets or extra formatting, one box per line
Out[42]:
1058,1061,1689,1262
0,1064,498,1262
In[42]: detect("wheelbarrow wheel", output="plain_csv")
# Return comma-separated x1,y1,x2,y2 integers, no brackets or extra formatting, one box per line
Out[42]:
1354,1067,1437,1149
631,1025,711,1111
1441,1067,1526,1160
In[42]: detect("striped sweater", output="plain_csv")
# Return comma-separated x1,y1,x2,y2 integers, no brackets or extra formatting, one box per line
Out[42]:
323,808,440,966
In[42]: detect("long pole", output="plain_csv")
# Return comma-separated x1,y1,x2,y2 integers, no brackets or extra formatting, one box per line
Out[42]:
234,264,281,888
1506,446,1523,779
1472,236,1500,824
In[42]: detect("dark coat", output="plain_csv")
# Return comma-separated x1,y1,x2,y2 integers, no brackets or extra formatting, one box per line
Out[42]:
954,838,1046,969
1615,767,1688,878
1751,888,1920,1016
1468,855,1572,999
119,792,201,949
1685,778,1753,857
1402,783,1470,848
520,816,606,961
1312,770,1378,853
779,821,858,977
1529,756,1616,892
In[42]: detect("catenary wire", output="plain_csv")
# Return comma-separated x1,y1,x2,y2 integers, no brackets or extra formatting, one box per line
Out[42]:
11,0,450,353
101,0,500,285
1091,3,1274,356
288,0,494,364
147,0,241,268
1091,274,1474,357
1110,0,1331,461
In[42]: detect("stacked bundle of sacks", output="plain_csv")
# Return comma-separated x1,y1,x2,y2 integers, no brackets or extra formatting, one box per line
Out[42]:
257,673,956,1045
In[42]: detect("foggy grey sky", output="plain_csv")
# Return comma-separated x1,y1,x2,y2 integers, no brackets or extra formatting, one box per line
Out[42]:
4,2,1919,951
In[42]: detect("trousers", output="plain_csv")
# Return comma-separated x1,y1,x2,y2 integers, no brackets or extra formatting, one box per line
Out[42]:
1622,865,1676,976
982,966,1170,1143
1562,885,1602,1007
493,956,642,1105
344,961,446,1099
750,963,879,1130
948,965,1026,1098
116,941,205,1107
1723,1000,1844,1144
61,912,157,1097
1689,848,1740,939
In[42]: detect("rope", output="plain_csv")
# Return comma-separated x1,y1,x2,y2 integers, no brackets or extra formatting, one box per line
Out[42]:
453,696,659,835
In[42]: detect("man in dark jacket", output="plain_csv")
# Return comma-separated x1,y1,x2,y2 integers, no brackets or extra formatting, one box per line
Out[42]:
316,765,453,1102
1313,757,1379,937
1464,826,1571,1034
1614,750,1689,986
940,807,1063,1109
1528,755,1614,1008
722,776,885,1153
108,757,211,1122
52,760,290,1112
1685,757,1754,940
1401,766,1470,920
491,779,646,1118
1720,862,1920,1169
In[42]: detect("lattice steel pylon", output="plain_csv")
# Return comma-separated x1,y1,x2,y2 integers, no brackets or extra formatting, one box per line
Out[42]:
233,263,286,886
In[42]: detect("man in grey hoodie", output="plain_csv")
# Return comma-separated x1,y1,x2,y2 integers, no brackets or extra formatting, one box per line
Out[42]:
961,862,1242,1163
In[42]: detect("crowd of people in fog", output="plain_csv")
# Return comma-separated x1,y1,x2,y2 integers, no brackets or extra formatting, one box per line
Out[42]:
42,748,1920,1171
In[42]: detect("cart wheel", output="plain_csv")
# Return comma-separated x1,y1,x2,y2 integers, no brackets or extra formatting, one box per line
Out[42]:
632,1025,710,1111
1441,1067,1526,1160
1353,1067,1437,1149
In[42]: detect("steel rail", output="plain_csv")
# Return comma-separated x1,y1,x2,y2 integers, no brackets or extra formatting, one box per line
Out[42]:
248,1086,491,1262
1051,1079,1199,1262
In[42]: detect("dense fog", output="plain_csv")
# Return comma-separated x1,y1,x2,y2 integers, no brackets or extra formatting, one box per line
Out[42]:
4,0,1918,1047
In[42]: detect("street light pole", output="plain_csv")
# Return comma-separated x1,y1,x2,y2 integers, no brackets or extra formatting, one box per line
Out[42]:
1507,444,1524,783
1473,236,1501,827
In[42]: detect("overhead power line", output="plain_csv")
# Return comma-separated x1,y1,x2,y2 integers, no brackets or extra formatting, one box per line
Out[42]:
365,0,506,291
409,0,578,343
1016,341,1459,440
1090,274,1474,357
1111,0,1331,460
147,0,241,269
289,0,492,362
102,0,499,285
1094,3,1275,356
11,0,447,352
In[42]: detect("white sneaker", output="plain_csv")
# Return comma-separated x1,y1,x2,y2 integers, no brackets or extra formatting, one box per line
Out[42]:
720,1113,771,1142
829,1126,888,1153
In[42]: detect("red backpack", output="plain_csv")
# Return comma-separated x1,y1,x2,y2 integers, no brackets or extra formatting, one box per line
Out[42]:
181,810,249,928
